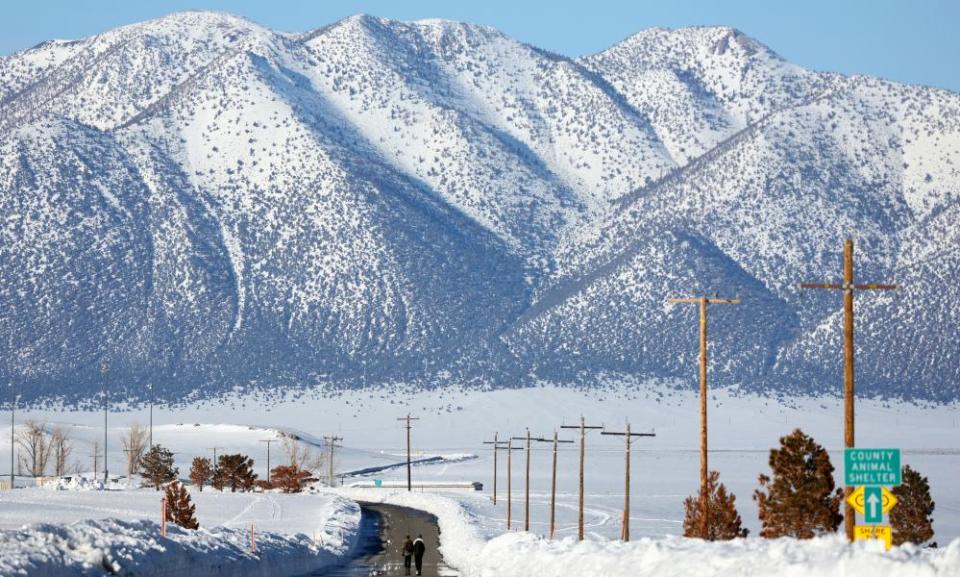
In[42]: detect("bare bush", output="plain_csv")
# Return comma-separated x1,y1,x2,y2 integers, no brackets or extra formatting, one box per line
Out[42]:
16,420,51,477
120,423,149,478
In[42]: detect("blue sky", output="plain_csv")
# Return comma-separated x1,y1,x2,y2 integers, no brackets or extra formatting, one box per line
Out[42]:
2,0,958,92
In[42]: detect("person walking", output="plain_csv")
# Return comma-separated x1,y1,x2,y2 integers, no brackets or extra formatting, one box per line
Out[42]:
401,535,414,576
412,534,426,576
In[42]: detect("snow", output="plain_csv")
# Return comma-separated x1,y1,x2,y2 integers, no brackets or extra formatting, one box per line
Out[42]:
0,488,360,576
334,487,960,577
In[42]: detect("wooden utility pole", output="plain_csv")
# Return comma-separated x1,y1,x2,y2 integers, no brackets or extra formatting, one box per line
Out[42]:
259,439,275,483
602,422,656,541
323,435,343,487
535,432,573,539
799,238,896,541
482,433,508,505
561,416,603,541
504,438,523,530
100,363,109,484
511,429,535,532
666,295,739,539
397,414,419,492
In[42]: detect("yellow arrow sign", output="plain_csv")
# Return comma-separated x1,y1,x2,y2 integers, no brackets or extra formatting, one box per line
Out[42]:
847,486,898,515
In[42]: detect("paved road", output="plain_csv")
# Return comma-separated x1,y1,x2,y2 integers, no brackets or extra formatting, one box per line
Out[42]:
312,503,458,577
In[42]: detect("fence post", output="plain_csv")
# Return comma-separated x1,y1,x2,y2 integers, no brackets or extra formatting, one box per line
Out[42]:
160,497,167,537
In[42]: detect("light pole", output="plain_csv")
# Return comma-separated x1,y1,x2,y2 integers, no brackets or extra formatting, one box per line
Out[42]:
100,363,109,484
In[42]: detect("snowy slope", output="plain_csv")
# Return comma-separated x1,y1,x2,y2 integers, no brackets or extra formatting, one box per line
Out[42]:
1,12,959,402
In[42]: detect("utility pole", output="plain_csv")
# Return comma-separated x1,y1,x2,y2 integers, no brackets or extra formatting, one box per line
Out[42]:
482,433,508,505
259,439,275,483
666,295,739,539
208,446,223,475
323,435,343,487
146,382,153,449
100,363,109,484
602,422,656,541
9,382,15,490
397,414,419,492
504,437,523,530
510,429,534,532
535,432,573,539
561,416,603,541
91,442,102,480
799,238,896,541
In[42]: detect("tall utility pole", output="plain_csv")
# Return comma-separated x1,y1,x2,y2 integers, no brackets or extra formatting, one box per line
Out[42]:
9,382,16,490
482,433,508,505
146,382,153,449
259,439,275,483
602,422,656,541
511,429,534,532
100,363,109,484
799,238,896,541
666,295,739,539
323,435,343,487
561,416,604,541
535,432,573,539
397,414,419,492
504,438,523,530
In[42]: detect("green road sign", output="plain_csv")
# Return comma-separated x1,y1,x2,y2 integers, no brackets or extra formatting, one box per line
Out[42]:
845,448,901,486
863,486,883,523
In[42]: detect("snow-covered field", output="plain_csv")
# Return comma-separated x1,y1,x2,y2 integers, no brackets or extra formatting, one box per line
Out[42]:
2,384,958,576
0,488,360,576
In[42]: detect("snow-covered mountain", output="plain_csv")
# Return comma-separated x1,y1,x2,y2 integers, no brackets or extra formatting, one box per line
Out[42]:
1,12,958,403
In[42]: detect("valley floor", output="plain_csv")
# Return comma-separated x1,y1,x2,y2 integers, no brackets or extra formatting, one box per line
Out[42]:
1,385,958,576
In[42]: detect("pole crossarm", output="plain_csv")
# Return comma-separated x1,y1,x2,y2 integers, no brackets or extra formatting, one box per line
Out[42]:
668,297,741,304
601,431,656,437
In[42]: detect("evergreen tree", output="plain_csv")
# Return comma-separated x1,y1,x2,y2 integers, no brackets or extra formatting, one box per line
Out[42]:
139,445,178,490
212,453,257,492
189,457,213,492
164,481,199,530
890,464,936,546
754,429,843,538
682,470,748,540
270,465,316,493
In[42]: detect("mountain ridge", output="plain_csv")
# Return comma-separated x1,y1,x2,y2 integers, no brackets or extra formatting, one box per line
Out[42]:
1,11,958,403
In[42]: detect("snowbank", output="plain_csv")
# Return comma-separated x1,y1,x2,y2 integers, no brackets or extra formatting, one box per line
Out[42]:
335,488,960,577
0,493,362,577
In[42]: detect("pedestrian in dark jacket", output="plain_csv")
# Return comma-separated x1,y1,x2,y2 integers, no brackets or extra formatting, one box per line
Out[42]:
401,535,415,575
413,534,426,575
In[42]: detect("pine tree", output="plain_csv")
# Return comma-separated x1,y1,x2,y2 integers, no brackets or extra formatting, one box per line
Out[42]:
212,453,257,492
890,465,936,546
270,465,316,493
164,481,199,530
754,428,843,538
189,457,213,492
682,470,748,540
139,445,178,490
